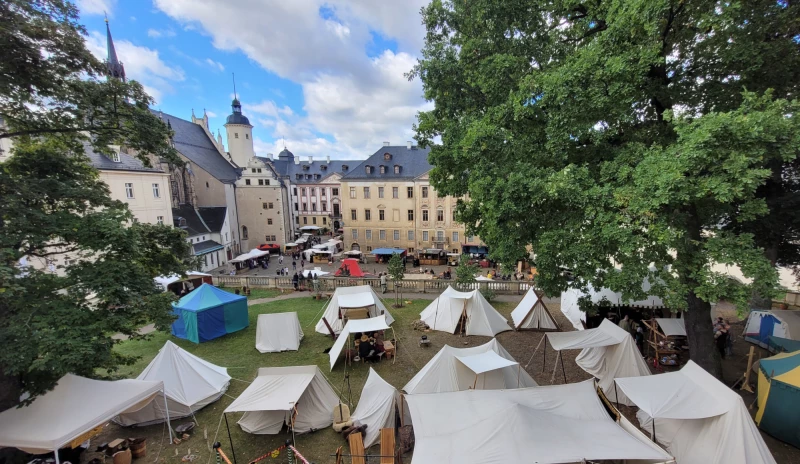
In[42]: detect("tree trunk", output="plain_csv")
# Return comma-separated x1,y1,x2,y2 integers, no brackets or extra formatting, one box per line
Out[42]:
0,370,22,412
684,292,723,379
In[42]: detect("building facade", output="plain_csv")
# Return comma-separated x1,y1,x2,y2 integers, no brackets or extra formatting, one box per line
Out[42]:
340,143,485,255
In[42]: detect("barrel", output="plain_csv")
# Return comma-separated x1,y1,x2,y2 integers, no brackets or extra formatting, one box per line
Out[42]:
129,439,146,459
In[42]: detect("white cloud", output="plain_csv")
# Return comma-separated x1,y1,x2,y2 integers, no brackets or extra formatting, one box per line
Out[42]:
77,0,116,16
205,110,218,118
205,58,225,72
86,32,185,102
147,28,176,39
153,0,431,158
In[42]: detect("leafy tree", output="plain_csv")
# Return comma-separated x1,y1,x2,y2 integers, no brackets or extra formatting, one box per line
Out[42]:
455,256,478,291
0,0,191,409
387,253,405,307
413,0,800,377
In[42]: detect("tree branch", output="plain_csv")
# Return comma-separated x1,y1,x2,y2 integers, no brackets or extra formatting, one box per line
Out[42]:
0,126,118,139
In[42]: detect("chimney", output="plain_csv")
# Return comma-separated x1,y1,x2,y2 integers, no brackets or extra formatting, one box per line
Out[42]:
294,157,300,165
308,156,313,163
383,141,390,147
407,141,412,150
326,155,331,164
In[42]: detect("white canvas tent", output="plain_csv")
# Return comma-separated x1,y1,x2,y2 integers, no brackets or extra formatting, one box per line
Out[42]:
315,285,394,335
403,339,537,394
545,319,650,405
0,374,168,459
615,361,776,464
154,271,211,291
116,341,230,426
328,315,393,370
256,312,304,353
405,380,673,464
225,366,339,434
560,279,665,330
510,288,559,330
419,286,510,337
744,309,800,350
351,368,399,448
655,318,686,337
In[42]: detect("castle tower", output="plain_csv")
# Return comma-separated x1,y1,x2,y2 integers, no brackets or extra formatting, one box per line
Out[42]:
104,18,126,81
224,96,254,167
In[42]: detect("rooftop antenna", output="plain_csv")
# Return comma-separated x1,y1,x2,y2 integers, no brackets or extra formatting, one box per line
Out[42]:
232,73,237,100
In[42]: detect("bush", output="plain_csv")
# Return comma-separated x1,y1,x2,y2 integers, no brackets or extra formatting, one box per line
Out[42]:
481,288,497,303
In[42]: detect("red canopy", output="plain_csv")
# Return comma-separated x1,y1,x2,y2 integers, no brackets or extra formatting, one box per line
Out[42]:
335,258,366,277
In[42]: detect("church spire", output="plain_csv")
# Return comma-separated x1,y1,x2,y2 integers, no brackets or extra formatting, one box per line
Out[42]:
105,16,126,81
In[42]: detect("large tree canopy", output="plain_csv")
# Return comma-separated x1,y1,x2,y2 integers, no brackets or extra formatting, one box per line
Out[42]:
0,0,191,409
413,0,800,377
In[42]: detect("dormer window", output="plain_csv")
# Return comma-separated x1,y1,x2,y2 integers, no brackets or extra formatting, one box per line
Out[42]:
342,165,349,171
321,165,327,170
379,165,386,174
394,165,401,174
303,165,310,170
305,174,311,180
384,153,392,160
315,174,321,180
366,166,373,174
110,152,120,163
296,174,301,180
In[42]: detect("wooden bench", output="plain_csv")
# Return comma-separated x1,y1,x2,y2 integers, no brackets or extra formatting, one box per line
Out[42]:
380,428,396,464
348,431,366,464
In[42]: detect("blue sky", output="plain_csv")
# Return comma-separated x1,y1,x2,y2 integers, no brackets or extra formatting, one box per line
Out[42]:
78,0,432,160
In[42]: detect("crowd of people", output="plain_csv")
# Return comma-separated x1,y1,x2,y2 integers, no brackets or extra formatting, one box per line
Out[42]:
353,330,387,363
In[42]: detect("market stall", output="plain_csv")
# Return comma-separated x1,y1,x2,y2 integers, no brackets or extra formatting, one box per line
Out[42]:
419,248,446,265
643,318,688,367
154,271,212,295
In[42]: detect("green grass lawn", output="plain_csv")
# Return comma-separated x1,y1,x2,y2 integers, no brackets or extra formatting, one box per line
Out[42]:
97,294,527,464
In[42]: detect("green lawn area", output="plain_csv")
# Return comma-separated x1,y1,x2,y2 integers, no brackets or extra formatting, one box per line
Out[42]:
100,294,525,464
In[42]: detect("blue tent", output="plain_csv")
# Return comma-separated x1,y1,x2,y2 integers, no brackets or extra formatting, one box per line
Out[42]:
171,284,249,343
372,248,406,255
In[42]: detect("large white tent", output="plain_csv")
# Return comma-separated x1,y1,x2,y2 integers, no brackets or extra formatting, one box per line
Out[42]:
0,374,167,458
315,285,394,335
230,248,269,264
225,366,339,434
655,318,686,337
116,341,230,426
510,288,559,330
419,286,510,337
403,339,536,394
328,316,392,370
744,309,800,351
560,279,665,330
405,380,673,464
616,361,776,464
351,368,399,448
545,319,650,405
256,312,304,353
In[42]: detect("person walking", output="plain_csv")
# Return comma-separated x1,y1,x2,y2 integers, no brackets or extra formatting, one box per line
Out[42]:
380,272,387,294
292,260,297,271
279,254,283,265
292,272,299,291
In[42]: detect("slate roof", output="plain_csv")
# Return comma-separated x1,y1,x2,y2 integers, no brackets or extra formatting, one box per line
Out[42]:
154,110,240,184
193,240,224,255
172,205,210,237
340,145,432,180
197,206,227,233
84,143,163,173
260,148,354,184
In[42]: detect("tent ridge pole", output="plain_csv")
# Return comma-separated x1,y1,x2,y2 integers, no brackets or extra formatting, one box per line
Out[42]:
224,413,238,464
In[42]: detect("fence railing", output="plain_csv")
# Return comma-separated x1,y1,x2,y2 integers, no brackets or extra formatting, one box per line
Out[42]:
212,275,533,295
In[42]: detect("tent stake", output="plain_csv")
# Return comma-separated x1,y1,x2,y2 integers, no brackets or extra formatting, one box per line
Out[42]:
223,413,238,464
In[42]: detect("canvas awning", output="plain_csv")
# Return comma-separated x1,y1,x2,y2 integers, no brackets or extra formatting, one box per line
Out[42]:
225,367,315,413
154,271,211,288
0,374,164,455
655,318,686,337
456,351,518,374
338,292,375,308
300,226,321,230
546,320,625,350
328,316,391,370
285,242,298,247
372,247,405,255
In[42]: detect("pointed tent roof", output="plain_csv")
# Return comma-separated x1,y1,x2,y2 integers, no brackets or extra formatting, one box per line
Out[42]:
419,286,510,337
351,368,399,448
510,288,559,330
136,341,230,406
172,283,246,312
315,285,394,335
334,258,367,277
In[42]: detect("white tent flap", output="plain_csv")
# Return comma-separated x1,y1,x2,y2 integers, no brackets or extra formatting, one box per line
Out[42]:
256,313,304,353
510,288,558,330
315,286,394,335
0,374,163,454
351,368,399,448
619,361,776,464
329,316,390,370
406,380,672,464
338,292,375,308
456,351,518,375
655,318,687,337
419,285,510,337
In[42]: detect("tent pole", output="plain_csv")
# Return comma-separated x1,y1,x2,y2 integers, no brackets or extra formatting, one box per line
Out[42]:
473,374,478,390
542,340,546,373
560,351,567,384
163,387,174,444
652,419,656,443
54,449,60,464
517,364,521,388
614,381,619,409
224,413,238,464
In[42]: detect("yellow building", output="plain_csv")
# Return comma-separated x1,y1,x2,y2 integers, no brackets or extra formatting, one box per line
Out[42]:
340,143,485,256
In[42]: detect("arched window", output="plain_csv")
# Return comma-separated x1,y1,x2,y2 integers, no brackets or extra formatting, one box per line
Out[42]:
242,226,249,239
